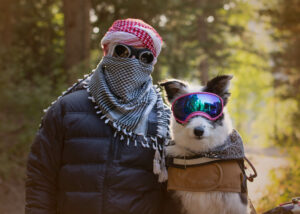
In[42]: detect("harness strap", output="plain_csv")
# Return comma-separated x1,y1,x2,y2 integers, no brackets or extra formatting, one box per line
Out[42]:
244,156,258,182
166,156,222,168
237,159,248,194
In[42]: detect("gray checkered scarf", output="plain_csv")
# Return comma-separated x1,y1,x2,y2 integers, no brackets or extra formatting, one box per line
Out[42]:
203,129,245,160
86,56,171,144
102,56,153,102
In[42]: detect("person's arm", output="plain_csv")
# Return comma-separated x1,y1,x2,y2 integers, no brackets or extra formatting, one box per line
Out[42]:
25,101,64,214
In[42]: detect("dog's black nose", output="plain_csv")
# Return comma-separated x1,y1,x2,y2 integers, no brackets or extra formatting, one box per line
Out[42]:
194,127,204,137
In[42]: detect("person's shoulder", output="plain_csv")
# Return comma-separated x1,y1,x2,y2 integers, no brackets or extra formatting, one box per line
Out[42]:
39,88,95,129
58,89,93,113
60,88,88,104
43,88,93,119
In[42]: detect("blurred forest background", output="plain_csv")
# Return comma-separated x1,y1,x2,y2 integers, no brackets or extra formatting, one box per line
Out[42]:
0,0,299,213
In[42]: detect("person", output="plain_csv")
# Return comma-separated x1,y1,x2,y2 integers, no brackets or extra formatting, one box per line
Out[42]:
25,18,172,214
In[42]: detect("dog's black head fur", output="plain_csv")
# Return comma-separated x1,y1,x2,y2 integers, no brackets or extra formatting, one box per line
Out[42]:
203,75,233,106
159,79,189,103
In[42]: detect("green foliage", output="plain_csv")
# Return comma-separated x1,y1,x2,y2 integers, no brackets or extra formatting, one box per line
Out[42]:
158,0,247,80
260,0,300,145
255,0,300,211
0,0,66,181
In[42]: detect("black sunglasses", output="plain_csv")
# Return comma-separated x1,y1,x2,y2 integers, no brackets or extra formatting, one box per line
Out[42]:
113,44,154,64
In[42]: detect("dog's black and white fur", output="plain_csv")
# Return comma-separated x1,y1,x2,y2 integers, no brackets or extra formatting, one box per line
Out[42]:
160,75,248,214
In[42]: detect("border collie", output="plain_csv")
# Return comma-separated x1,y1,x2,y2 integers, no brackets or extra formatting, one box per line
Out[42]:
160,75,249,214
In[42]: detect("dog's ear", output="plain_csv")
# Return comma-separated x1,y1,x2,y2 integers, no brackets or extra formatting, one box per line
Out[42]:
159,79,188,103
203,75,233,105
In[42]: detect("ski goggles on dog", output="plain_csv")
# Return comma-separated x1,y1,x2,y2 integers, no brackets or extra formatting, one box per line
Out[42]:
172,92,224,124
113,44,154,64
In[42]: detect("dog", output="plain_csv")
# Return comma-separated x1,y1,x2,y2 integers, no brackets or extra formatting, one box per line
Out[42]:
160,75,250,214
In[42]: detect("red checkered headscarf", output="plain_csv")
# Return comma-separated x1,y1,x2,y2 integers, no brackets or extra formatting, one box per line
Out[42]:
101,18,163,59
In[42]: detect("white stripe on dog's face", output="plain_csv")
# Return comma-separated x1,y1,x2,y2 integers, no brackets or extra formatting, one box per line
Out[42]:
171,108,233,153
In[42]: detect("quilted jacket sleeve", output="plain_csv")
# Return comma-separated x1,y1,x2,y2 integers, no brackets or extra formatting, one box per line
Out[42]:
25,101,64,214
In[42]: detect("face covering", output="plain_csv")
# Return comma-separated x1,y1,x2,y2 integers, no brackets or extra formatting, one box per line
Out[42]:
101,56,154,102
87,56,170,139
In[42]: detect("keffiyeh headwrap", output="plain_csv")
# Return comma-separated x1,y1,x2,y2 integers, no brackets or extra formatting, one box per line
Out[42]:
101,18,163,64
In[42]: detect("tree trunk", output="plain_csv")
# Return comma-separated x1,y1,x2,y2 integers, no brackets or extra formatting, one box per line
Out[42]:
197,3,209,85
199,59,209,85
0,0,14,50
63,0,91,77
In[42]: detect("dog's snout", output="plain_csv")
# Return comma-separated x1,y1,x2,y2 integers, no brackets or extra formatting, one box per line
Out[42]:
194,127,204,137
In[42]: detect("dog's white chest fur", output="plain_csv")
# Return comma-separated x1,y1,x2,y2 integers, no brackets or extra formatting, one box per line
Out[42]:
174,191,247,214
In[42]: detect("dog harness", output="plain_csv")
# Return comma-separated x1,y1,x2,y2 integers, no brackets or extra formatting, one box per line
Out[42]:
168,160,243,192
167,130,257,193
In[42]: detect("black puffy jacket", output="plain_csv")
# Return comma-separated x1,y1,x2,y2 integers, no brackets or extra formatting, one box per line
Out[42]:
25,88,170,214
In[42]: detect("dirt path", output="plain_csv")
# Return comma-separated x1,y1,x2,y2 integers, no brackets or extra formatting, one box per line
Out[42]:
0,180,25,214
245,146,288,209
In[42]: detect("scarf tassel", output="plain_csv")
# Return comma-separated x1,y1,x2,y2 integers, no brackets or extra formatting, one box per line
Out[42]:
153,149,161,175
153,148,168,183
141,138,148,148
158,149,168,182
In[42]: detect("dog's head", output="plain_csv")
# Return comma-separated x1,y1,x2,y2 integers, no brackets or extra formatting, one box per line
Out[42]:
160,75,233,153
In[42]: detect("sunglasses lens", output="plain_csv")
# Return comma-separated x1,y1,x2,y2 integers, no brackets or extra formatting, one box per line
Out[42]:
114,44,130,58
140,51,154,64
173,93,223,122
